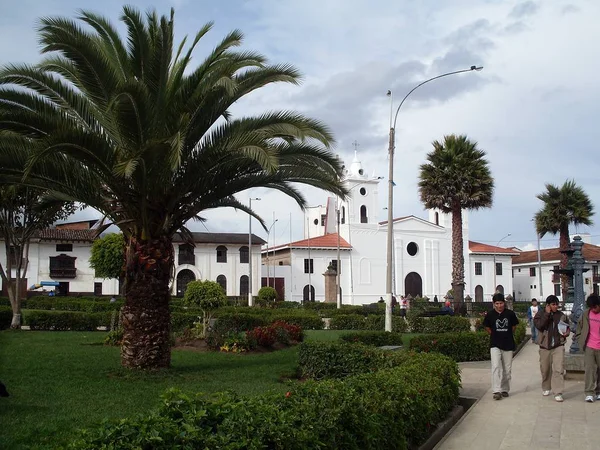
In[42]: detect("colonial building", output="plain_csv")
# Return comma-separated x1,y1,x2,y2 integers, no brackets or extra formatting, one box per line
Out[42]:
262,153,515,304
512,237,600,303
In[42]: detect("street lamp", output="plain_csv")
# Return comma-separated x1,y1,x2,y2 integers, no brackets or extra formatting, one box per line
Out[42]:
493,233,511,294
532,219,543,298
385,65,483,331
248,197,260,306
266,219,279,287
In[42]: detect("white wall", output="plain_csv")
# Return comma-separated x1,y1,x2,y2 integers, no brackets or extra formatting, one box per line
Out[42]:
468,254,514,301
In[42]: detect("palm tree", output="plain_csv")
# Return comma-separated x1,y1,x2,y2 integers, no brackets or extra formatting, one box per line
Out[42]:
534,180,594,300
418,134,494,308
0,7,347,369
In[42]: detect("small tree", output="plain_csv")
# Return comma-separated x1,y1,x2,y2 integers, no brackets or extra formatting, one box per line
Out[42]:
183,280,227,338
257,286,278,307
0,186,76,328
89,233,125,291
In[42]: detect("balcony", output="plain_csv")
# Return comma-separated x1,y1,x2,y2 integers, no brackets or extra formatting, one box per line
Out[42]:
178,254,196,265
50,268,77,278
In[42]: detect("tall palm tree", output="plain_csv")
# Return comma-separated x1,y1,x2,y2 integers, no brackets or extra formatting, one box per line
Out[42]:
418,134,494,308
534,180,593,300
0,7,347,369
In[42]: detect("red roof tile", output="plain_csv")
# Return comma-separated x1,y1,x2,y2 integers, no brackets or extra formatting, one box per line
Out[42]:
469,241,520,255
513,243,600,264
288,233,351,249
36,229,97,242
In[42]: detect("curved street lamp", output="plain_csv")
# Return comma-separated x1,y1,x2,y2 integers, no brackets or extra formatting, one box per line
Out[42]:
384,65,484,331
266,219,279,287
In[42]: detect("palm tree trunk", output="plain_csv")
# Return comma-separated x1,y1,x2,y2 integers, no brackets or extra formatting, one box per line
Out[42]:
120,235,174,369
451,203,465,310
559,225,570,301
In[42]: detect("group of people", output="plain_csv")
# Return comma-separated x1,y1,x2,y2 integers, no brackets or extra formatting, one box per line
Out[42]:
484,292,600,403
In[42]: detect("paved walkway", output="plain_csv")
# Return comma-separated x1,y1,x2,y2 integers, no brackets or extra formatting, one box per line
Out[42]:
436,337,600,450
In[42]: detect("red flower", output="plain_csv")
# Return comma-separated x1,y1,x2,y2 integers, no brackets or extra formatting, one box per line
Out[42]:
285,392,291,398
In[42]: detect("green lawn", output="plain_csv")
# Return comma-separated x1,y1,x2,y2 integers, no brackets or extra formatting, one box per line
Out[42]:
0,329,416,449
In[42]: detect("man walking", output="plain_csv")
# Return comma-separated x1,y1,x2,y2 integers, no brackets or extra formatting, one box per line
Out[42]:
575,294,600,402
527,298,539,343
534,295,570,402
483,293,520,400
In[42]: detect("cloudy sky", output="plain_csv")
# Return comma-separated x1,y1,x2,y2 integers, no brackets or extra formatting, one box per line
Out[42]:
1,0,599,251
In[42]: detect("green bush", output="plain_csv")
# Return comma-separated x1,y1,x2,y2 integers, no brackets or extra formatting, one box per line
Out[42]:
71,352,459,450
23,310,111,331
268,311,324,330
421,315,471,334
409,332,490,361
104,329,123,346
329,314,366,330
329,314,407,332
170,311,200,332
514,320,527,346
0,306,12,329
257,286,278,306
24,298,124,312
340,331,403,347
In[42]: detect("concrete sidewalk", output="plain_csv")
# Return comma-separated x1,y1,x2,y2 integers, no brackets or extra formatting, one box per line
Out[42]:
436,338,600,449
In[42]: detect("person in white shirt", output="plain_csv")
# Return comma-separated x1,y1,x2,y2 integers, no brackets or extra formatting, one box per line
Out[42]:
527,299,539,343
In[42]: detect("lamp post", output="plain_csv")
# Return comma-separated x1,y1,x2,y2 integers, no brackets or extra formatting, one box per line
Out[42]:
385,65,483,331
493,233,511,294
537,232,543,298
266,219,279,287
248,197,260,306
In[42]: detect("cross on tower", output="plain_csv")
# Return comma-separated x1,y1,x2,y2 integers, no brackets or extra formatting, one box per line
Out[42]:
352,140,360,152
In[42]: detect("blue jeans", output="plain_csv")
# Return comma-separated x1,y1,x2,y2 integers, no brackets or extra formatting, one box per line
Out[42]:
530,320,538,343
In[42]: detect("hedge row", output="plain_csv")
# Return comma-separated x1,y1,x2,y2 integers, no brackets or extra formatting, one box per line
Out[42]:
340,331,404,347
407,315,471,334
409,321,528,361
329,314,408,332
24,310,112,331
71,352,460,450
0,306,12,329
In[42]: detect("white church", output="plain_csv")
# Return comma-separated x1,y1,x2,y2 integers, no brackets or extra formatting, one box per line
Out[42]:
262,153,515,304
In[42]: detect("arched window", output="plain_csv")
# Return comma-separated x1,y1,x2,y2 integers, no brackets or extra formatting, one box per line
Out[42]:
240,275,249,295
360,205,368,223
303,284,315,302
341,206,346,225
216,275,227,293
216,245,228,263
176,269,196,297
475,285,483,302
239,246,249,264
496,285,504,295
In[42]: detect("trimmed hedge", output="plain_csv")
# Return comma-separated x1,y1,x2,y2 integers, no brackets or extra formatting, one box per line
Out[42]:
329,314,408,332
24,298,124,312
0,306,12,329
407,314,470,334
70,352,460,450
409,321,528,362
24,310,111,331
340,331,404,347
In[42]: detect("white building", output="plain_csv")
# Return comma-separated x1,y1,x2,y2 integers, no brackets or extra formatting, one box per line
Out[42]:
262,153,515,304
512,238,600,303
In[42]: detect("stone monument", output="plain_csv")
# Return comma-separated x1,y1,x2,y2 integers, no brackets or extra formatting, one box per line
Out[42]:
323,265,337,303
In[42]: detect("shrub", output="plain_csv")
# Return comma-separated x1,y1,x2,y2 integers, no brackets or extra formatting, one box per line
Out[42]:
340,331,403,347
220,333,250,353
272,320,304,343
329,314,407,332
329,314,366,330
184,280,227,338
421,315,471,334
71,352,459,450
246,325,278,348
257,286,278,306
104,329,123,346
409,332,490,361
23,310,110,331
170,311,201,332
0,306,12,329
514,320,527,346
269,312,324,330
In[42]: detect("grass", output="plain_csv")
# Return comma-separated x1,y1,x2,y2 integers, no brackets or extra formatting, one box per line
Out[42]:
0,329,417,449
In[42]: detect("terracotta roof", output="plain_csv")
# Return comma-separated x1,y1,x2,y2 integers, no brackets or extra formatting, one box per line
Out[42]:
288,233,351,249
36,229,97,242
173,232,266,245
469,241,520,255
513,243,600,264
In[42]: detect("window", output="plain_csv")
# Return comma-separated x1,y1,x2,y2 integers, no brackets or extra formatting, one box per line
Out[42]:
216,245,228,263
359,187,366,196
313,218,318,225
304,258,314,274
94,282,102,296
239,246,249,264
320,214,326,226
330,260,341,274
434,212,439,226
216,275,227,293
56,243,73,252
530,267,536,277
512,269,514,278
303,285,315,302
474,262,482,276
554,284,561,296
360,205,368,223
341,206,345,225
8,246,20,266
240,275,249,295
495,262,503,276
178,244,195,265
407,242,418,256
49,254,77,278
